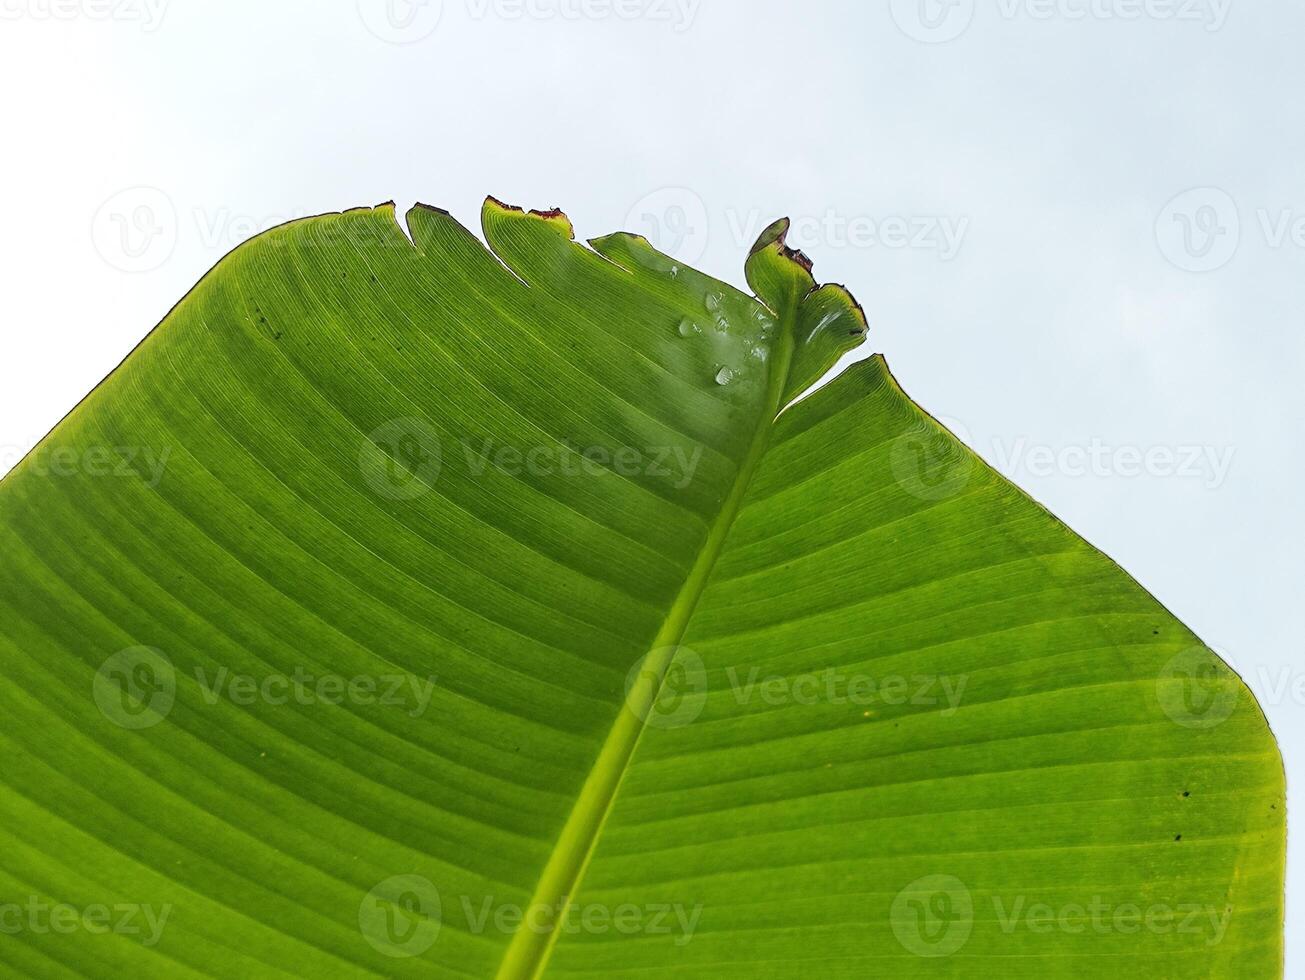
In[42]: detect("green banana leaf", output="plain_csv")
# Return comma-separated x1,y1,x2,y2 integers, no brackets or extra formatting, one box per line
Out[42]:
0,199,1283,979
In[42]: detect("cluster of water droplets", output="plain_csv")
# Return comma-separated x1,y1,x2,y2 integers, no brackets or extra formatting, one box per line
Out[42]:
745,306,774,364
670,291,779,387
704,292,728,329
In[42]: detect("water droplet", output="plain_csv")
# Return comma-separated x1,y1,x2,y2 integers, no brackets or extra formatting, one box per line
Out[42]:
677,317,701,338
705,292,724,313
669,265,680,279
714,366,735,386
713,315,730,333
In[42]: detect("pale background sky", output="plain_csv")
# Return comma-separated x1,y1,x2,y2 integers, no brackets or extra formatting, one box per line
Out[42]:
0,0,1301,972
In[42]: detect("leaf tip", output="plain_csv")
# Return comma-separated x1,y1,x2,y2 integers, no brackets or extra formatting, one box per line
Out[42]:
749,216,813,273
482,196,575,239
410,201,453,219
819,282,870,333
750,217,790,255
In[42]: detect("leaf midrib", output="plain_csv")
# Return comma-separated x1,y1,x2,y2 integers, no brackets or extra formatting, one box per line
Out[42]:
492,309,799,980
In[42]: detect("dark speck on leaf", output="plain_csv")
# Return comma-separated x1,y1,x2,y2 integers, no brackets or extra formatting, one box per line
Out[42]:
1174,834,1183,841
1182,791,1191,797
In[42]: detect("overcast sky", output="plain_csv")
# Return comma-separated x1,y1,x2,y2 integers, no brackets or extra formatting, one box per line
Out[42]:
1,0,1301,970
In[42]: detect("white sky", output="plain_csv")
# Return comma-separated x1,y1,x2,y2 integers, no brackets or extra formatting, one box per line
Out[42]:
1,0,1301,972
